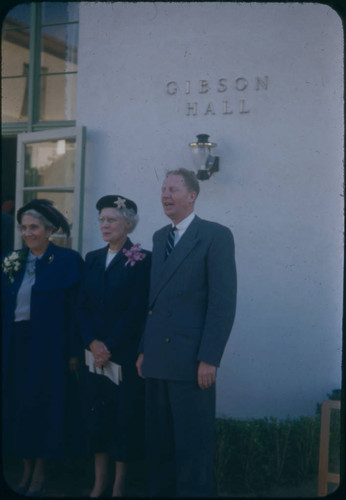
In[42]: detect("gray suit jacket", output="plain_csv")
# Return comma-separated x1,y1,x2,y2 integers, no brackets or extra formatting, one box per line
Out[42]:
141,215,237,381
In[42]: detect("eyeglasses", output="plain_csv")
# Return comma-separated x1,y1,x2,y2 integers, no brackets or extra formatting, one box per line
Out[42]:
98,217,119,224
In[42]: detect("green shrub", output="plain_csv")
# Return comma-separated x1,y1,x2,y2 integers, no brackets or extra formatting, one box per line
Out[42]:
214,391,341,496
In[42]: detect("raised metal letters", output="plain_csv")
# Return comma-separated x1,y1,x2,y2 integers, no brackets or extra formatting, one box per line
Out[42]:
204,103,216,115
166,81,178,95
186,102,198,116
234,78,248,91
169,77,269,116
223,101,233,114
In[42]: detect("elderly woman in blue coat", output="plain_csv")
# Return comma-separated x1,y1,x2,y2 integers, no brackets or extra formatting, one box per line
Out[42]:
2,199,84,496
76,195,151,497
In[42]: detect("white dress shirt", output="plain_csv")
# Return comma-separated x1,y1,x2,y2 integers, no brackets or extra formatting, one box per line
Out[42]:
105,248,117,268
173,212,195,245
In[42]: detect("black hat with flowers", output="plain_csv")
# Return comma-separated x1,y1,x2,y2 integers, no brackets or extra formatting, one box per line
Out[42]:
96,195,138,214
17,199,70,236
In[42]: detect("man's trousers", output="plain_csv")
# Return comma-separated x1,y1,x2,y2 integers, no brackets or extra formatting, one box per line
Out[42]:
145,378,216,497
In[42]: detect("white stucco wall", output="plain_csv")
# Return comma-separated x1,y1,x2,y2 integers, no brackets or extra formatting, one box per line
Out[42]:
76,2,344,418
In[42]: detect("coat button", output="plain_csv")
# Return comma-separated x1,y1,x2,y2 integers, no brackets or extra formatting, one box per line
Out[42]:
148,310,153,315
165,337,170,343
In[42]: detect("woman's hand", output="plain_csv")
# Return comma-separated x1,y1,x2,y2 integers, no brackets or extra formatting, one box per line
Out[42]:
69,357,79,372
89,339,111,368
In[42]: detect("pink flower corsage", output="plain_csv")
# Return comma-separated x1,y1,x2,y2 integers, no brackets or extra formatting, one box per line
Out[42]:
123,243,146,267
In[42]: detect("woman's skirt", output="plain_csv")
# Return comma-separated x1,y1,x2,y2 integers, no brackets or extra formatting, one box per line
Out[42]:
80,362,145,462
2,321,85,459
3,321,36,457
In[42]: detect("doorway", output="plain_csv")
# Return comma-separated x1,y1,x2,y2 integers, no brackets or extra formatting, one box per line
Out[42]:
2,136,17,214
1,136,16,254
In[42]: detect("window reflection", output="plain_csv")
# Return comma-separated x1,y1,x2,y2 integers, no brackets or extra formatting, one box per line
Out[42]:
24,139,76,188
38,3,79,122
41,2,79,25
1,2,79,124
39,73,77,121
1,27,30,78
2,78,28,123
1,10,30,122
3,3,31,27
41,24,78,71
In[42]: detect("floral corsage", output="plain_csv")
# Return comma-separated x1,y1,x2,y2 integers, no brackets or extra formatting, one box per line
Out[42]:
123,243,146,267
2,250,25,283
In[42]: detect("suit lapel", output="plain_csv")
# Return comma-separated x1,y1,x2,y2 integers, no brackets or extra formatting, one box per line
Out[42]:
151,225,171,270
150,216,201,305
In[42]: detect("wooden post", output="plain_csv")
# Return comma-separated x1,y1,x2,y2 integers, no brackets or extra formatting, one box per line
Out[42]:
318,400,341,496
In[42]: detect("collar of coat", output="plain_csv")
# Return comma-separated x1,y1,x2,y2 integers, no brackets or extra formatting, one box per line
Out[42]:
93,237,134,271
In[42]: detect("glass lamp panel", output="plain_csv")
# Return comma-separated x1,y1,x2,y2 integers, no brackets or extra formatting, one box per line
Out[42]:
40,23,78,73
1,77,29,123
191,146,210,170
38,73,77,121
24,139,76,188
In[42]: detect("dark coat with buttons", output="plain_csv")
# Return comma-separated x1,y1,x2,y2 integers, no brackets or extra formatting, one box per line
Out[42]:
2,242,84,383
76,238,151,460
1,242,84,458
76,238,151,365
141,215,237,381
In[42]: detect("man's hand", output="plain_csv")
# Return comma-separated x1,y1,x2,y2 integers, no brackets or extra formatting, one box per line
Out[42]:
198,361,216,390
136,353,145,378
89,339,111,368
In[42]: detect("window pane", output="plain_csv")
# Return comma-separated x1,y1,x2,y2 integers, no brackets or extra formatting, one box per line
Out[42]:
41,23,78,73
3,3,31,28
1,5,30,123
1,77,28,123
23,191,73,248
39,73,77,121
41,2,79,25
24,139,76,188
2,27,30,77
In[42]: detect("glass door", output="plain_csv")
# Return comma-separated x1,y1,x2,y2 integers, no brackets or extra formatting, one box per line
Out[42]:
15,126,85,251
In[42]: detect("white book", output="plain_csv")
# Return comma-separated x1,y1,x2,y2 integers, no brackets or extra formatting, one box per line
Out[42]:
85,349,122,385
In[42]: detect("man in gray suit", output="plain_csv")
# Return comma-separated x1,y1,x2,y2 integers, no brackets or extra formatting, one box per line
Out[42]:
136,168,236,497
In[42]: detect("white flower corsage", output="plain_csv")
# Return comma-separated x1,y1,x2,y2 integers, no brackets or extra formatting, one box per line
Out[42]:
2,250,25,283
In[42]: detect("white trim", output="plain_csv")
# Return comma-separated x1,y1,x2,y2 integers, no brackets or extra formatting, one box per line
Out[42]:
15,126,86,251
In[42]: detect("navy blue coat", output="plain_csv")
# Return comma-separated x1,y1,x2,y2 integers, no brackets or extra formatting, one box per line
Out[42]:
141,215,237,381
76,238,151,366
2,242,84,458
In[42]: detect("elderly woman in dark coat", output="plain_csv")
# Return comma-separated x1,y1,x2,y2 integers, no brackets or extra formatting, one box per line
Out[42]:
1,199,84,496
76,195,151,497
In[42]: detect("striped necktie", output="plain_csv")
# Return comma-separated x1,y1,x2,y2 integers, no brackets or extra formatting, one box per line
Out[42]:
165,226,177,259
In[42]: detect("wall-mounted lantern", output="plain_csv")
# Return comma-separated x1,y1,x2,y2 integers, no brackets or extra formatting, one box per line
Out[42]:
189,134,219,180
